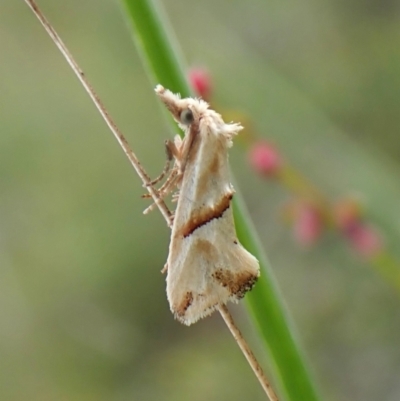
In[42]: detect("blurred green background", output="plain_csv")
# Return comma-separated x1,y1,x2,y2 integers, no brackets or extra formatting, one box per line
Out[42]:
2,0,400,400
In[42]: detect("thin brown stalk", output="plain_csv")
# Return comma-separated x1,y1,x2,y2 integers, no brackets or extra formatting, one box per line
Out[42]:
24,0,173,227
24,1,279,399
218,305,279,401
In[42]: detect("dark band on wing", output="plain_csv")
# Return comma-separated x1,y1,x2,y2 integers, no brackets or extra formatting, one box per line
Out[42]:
212,269,258,299
180,192,233,238
174,291,193,318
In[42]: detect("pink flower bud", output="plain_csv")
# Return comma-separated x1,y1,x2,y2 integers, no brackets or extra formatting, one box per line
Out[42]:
333,198,362,231
344,223,383,259
188,67,212,100
292,203,323,247
248,141,282,176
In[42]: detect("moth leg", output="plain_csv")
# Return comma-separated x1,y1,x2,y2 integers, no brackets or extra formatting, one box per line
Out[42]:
143,200,162,215
161,262,168,274
171,190,180,203
176,124,196,173
166,137,183,165
159,167,180,194
173,134,183,152
142,138,181,199
142,167,181,215
143,140,173,188
142,136,183,215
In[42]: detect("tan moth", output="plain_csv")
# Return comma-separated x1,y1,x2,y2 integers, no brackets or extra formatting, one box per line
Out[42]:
146,85,260,325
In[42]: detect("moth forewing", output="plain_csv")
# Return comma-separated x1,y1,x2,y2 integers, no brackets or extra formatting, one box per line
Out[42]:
155,85,260,325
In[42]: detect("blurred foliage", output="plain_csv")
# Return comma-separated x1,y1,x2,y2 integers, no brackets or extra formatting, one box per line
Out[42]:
1,0,400,401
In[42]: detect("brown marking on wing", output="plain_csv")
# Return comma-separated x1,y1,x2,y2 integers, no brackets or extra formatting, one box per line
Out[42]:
194,239,219,262
184,124,201,166
212,269,258,299
179,192,233,238
196,136,226,197
174,291,193,317
177,122,200,174
209,152,222,175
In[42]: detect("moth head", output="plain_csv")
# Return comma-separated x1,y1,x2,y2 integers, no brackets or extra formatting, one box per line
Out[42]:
155,84,243,143
155,85,207,127
179,108,194,125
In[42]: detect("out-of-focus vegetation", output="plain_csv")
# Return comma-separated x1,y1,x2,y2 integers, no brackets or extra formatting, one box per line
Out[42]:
1,1,400,401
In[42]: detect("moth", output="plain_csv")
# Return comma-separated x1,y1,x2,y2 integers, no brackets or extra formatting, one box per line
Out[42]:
147,85,260,325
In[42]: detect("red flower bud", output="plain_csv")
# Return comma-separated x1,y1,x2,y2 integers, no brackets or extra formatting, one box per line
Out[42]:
292,203,323,247
188,67,212,100
248,141,282,177
344,223,383,259
333,198,362,231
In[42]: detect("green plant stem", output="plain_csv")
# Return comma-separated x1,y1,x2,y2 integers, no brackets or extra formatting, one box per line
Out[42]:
123,0,190,96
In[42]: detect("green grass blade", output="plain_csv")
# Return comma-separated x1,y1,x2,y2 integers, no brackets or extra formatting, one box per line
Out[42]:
233,197,318,401
121,1,320,400
122,0,190,96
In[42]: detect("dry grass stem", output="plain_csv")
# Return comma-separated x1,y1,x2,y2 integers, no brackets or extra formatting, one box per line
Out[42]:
24,0,173,227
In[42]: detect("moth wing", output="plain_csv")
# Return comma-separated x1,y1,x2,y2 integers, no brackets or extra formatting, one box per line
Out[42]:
167,110,259,325
165,109,259,325
166,204,259,325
